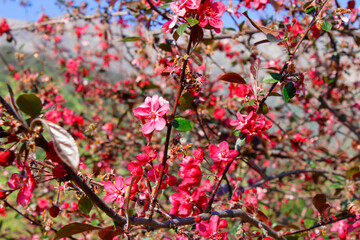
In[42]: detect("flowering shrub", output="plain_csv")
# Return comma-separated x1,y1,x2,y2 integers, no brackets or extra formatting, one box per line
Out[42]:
0,0,360,239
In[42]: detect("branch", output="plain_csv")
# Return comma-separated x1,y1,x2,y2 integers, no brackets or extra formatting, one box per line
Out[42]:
204,160,234,213
247,168,345,189
147,26,194,217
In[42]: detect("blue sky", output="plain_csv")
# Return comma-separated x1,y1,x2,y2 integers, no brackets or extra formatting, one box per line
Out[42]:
0,0,357,25
0,0,101,22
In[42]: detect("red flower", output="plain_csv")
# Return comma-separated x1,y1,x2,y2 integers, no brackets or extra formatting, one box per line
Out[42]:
103,176,125,207
0,150,15,167
8,165,36,206
169,189,208,217
133,95,169,141
196,215,228,239
135,147,157,165
209,141,238,162
198,0,225,32
0,18,10,36
229,111,272,143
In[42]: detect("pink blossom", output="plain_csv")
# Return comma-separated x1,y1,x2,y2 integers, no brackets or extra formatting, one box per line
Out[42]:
209,141,238,162
8,165,36,206
66,59,80,74
229,111,272,143
198,0,225,32
180,0,200,10
196,215,228,239
135,147,157,165
103,176,125,207
133,95,169,135
169,189,208,217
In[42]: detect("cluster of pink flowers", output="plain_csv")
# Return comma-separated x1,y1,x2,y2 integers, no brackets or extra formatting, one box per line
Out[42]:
196,215,228,240
243,0,268,10
230,111,272,143
170,148,207,216
162,0,225,33
133,95,169,143
8,164,35,207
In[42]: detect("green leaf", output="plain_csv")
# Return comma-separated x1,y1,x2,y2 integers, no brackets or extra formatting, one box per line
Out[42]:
186,17,199,27
305,6,316,14
171,117,193,131
158,43,172,52
176,23,188,37
320,20,332,32
304,219,317,228
283,82,296,103
78,196,93,215
303,0,314,10
54,223,100,240
159,2,170,8
179,92,193,111
249,99,255,106
263,73,282,83
120,36,142,42
16,93,43,118
233,130,241,137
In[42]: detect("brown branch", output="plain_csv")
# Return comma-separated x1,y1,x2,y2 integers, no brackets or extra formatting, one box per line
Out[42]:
147,27,194,218
247,168,345,189
204,160,234,213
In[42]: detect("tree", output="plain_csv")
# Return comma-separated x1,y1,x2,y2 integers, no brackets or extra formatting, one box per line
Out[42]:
0,0,360,239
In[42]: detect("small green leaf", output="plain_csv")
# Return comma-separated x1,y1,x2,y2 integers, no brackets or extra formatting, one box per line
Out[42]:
158,43,172,52
120,36,142,42
179,92,193,111
78,196,93,215
320,20,332,32
303,0,314,10
171,117,193,131
176,23,188,37
263,73,282,83
186,17,199,27
16,93,43,118
283,82,296,103
159,2,170,8
305,6,316,14
304,219,317,228
249,99,255,106
233,130,241,137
